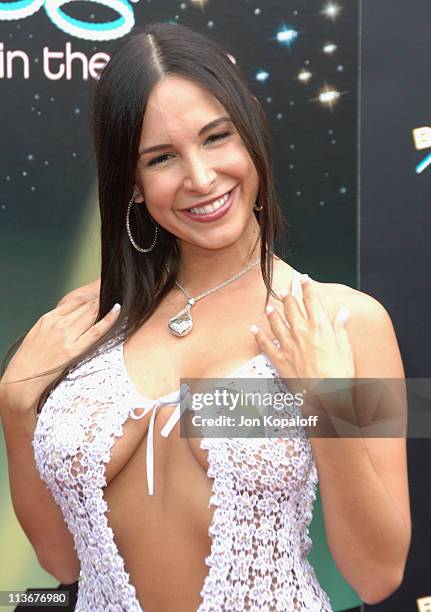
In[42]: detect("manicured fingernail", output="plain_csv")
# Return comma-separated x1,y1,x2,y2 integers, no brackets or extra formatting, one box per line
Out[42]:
338,307,350,322
250,324,259,335
279,289,289,299
265,305,274,315
300,274,311,284
111,303,121,312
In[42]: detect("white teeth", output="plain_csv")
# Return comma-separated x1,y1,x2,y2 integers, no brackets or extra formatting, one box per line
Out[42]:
188,190,230,215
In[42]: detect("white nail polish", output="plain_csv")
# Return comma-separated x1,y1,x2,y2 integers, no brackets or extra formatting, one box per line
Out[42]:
300,274,311,284
250,324,259,335
279,289,289,299
338,307,350,322
111,303,121,312
265,305,274,315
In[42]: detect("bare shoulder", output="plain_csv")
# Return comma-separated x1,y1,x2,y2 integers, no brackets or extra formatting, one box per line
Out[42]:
56,278,101,307
274,260,399,365
274,258,388,320
312,278,404,376
312,278,393,327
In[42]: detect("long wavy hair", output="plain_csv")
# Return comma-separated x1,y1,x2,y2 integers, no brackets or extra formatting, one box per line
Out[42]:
1,22,289,416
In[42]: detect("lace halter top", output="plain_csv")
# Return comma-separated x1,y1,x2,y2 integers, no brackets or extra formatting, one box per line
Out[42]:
32,269,334,611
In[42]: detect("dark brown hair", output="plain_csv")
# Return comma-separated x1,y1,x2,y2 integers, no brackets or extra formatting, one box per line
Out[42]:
1,22,289,415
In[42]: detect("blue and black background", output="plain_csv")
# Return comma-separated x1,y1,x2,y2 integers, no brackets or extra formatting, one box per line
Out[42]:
0,0,429,610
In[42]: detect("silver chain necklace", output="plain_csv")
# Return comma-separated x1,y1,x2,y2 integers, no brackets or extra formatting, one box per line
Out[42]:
168,258,260,337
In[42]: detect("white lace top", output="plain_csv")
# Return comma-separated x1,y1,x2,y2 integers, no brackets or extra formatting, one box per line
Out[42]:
32,270,334,612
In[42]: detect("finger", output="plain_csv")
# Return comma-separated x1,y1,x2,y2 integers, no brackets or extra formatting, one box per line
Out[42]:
277,289,308,338
66,297,100,326
250,324,282,362
37,296,98,332
50,298,101,340
333,307,353,350
39,299,106,349
265,305,292,351
300,275,331,329
77,303,122,346
55,294,99,315
333,306,351,327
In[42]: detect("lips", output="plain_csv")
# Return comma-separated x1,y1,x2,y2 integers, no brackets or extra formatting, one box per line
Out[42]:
187,189,232,211
180,185,237,223
181,187,234,212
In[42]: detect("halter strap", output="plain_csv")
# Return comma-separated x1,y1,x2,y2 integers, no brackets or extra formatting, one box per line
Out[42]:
129,383,191,495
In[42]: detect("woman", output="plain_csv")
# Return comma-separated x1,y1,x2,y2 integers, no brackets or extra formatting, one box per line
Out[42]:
0,22,410,611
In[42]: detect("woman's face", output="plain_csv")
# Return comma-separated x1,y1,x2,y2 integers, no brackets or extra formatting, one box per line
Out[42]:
133,76,260,251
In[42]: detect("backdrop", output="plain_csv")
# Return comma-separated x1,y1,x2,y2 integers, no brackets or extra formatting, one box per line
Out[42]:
1,1,360,610
361,1,431,610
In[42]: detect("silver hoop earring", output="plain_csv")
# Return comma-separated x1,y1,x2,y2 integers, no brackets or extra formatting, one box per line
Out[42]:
253,202,264,211
126,200,158,253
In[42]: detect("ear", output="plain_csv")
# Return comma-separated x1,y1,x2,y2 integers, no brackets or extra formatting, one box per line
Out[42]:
132,184,145,204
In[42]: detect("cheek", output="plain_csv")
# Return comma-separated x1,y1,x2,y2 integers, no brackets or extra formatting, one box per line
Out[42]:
222,145,253,176
225,145,259,191
135,170,175,209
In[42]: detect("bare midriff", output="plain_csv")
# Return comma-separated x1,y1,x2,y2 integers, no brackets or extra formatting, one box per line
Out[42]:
104,413,214,611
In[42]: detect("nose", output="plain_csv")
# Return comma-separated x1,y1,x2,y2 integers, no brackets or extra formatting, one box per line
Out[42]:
183,154,217,193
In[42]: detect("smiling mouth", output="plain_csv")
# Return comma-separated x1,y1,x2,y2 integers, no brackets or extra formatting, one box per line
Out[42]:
184,189,233,215
179,185,237,223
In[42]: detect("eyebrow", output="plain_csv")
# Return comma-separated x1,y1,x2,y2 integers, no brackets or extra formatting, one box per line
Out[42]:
139,116,233,156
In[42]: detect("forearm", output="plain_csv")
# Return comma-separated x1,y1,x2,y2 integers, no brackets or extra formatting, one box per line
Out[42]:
1,403,80,583
310,435,410,603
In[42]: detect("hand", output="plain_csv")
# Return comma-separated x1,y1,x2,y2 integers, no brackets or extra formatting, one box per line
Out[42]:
250,275,356,417
0,294,121,414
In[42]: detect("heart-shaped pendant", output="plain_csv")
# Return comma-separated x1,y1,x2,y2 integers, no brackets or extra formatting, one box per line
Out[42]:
168,306,193,337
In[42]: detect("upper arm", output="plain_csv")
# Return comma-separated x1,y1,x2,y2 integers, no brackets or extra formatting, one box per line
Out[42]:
347,290,405,378
56,278,101,307
344,289,411,535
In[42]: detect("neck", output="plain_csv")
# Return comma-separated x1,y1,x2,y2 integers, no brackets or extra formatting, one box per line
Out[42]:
175,229,263,295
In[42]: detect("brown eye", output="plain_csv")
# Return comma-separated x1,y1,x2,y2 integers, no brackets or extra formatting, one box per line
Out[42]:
206,131,232,143
148,153,173,167
147,131,232,167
